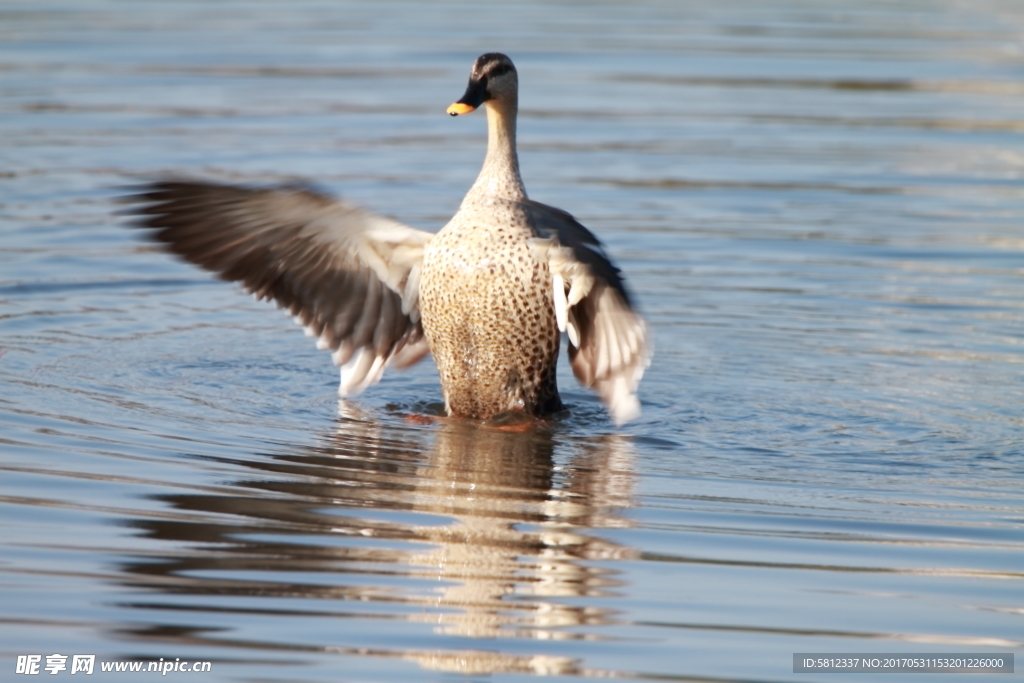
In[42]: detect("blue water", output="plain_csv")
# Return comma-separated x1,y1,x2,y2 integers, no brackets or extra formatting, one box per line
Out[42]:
2,1,1023,681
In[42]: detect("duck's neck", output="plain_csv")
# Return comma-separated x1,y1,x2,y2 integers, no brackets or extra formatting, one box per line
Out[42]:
465,97,527,202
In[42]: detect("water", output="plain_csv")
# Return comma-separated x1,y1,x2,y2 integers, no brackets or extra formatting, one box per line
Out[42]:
2,1,1023,681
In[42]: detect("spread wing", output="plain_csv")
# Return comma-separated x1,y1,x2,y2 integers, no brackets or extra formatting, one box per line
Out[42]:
522,200,651,425
125,179,433,394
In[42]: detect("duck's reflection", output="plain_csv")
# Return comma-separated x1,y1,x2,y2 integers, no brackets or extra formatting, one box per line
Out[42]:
119,403,637,675
405,414,636,643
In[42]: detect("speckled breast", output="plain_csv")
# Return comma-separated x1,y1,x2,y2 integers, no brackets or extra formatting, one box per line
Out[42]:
419,199,562,419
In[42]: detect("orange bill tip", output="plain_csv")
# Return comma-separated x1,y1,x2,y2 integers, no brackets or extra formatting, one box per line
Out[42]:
447,102,477,116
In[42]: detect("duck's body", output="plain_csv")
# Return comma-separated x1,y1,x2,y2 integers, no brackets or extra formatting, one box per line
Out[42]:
421,197,563,418
129,53,649,424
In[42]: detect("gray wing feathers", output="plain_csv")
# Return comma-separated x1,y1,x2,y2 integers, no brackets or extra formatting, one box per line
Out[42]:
128,179,431,395
524,200,651,425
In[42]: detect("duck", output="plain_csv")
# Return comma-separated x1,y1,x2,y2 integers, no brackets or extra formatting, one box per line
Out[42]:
128,53,650,424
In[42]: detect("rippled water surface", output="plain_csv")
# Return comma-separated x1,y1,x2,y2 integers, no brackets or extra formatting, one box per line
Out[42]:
2,1,1023,681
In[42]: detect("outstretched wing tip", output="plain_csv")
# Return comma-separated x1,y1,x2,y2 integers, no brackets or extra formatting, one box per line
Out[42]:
591,326,651,425
609,393,642,426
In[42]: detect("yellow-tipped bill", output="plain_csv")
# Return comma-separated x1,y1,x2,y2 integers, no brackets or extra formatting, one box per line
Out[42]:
447,101,477,116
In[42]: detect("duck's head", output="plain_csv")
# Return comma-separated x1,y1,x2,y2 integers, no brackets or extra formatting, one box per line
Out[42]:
447,53,518,116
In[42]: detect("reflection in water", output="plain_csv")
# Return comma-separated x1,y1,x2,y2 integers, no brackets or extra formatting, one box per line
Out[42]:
116,404,636,675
